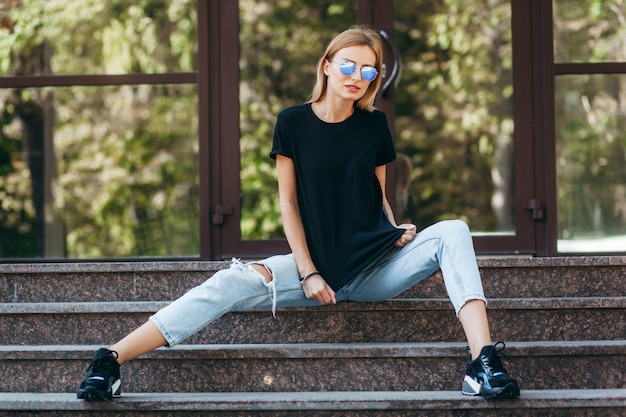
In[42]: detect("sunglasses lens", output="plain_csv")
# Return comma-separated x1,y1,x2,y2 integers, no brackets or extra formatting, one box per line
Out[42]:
339,62,357,76
361,66,378,81
337,62,377,81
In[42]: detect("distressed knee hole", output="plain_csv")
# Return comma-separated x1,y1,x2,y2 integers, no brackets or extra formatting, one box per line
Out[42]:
252,263,273,283
230,258,277,317
251,262,277,317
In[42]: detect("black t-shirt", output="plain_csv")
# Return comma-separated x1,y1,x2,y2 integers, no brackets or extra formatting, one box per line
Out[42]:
270,103,405,290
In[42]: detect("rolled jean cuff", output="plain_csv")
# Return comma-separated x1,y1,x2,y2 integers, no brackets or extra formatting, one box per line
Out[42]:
454,294,488,316
149,315,176,347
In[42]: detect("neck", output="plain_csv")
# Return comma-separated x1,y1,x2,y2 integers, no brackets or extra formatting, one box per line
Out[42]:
312,99,354,123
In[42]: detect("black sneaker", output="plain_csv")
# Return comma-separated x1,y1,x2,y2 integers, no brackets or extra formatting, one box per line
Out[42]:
76,348,122,401
461,342,520,399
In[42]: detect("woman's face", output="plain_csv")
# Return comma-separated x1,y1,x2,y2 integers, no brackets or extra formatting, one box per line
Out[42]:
323,45,377,103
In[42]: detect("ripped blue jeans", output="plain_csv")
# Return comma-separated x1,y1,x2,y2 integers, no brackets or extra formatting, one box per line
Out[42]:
150,219,487,346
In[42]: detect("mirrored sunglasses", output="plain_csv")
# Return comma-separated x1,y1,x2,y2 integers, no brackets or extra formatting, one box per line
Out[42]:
335,61,378,82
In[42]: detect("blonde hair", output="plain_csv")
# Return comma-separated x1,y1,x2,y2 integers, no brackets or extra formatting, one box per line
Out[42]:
308,25,384,112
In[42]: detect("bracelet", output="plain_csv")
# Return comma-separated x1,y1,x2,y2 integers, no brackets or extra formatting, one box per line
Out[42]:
300,270,320,285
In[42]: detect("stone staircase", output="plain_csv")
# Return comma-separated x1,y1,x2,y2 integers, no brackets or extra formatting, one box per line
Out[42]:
0,256,625,416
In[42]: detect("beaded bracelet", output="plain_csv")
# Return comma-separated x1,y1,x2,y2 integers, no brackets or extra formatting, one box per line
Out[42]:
300,270,320,286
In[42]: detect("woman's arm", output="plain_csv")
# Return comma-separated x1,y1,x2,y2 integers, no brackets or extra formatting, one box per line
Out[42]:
375,165,398,227
276,155,336,304
375,164,417,247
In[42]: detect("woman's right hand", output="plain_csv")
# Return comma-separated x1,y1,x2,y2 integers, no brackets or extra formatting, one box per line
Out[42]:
395,223,417,248
302,275,336,305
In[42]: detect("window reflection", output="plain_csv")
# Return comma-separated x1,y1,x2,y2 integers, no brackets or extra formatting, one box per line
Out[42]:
238,0,357,240
0,85,199,258
556,75,626,252
0,0,199,259
393,0,515,234
0,0,197,76
554,0,626,63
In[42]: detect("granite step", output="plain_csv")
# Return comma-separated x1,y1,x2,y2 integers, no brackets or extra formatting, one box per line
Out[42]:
1,341,624,393
2,256,625,304
2,297,624,345
2,390,626,417
1,258,624,416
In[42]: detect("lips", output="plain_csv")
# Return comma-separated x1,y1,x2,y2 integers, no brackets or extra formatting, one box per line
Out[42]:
345,84,361,93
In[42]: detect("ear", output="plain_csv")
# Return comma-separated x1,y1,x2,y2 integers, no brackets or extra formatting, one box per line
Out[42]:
323,59,331,77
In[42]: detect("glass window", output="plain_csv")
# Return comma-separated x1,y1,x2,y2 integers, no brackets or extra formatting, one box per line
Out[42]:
0,0,199,259
0,84,199,258
238,0,357,240
554,0,626,63
555,74,626,252
392,0,515,234
0,0,197,76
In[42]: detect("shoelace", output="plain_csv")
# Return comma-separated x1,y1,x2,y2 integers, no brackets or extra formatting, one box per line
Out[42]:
483,341,511,374
86,350,118,378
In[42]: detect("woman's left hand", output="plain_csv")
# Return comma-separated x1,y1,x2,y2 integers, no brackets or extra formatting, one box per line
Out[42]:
395,224,417,248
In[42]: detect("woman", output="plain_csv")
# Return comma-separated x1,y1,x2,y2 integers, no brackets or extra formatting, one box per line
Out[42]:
77,25,520,401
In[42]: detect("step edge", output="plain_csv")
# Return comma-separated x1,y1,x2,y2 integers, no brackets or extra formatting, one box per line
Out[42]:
1,255,625,274
3,297,625,314
1,389,625,411
1,340,624,360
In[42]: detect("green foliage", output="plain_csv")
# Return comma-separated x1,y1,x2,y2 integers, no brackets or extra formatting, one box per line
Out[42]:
554,0,626,63
554,0,626,240
556,74,626,238
0,0,198,258
2,0,624,257
0,96,38,257
393,0,513,231
238,0,357,239
56,84,199,257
